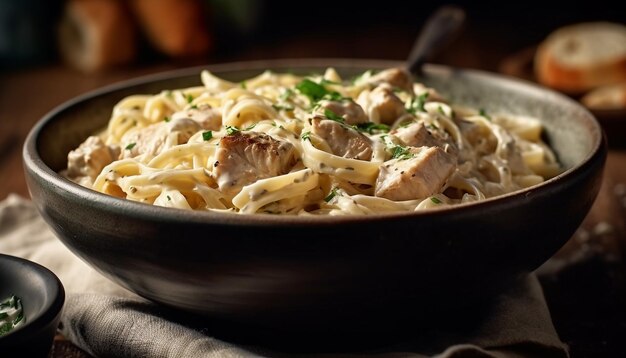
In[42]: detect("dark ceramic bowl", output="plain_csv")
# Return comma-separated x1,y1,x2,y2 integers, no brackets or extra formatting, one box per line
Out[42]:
0,254,64,356
23,59,606,338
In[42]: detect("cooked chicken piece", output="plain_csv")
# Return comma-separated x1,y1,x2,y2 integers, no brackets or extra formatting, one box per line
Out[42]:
393,122,457,155
316,99,368,125
369,67,414,93
412,83,447,102
311,117,372,160
66,136,120,181
121,117,201,158
213,132,297,194
368,84,406,125
375,146,456,201
171,104,221,130
393,122,440,148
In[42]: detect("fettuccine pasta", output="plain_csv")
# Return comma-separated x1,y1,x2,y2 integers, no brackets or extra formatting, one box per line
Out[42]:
62,68,561,215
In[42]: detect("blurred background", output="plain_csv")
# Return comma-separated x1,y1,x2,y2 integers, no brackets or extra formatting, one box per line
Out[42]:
1,1,626,357
1,0,625,72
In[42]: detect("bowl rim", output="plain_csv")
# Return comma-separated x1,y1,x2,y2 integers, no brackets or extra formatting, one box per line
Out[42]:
23,58,607,226
0,253,65,343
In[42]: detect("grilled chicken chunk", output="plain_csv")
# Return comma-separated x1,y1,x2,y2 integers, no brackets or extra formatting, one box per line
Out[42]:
311,117,373,160
369,67,414,93
367,84,407,125
317,99,368,125
121,117,201,158
213,132,297,194
66,136,120,184
171,104,221,130
393,122,456,156
375,146,456,201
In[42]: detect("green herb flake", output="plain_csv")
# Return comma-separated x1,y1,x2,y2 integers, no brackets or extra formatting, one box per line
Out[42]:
296,79,328,102
225,126,240,135
167,195,172,201
320,79,340,86
163,116,171,122
355,122,390,134
324,109,345,123
125,142,136,150
0,322,12,335
324,188,339,202
430,197,442,204
202,131,213,141
479,108,491,120
391,145,413,160
301,131,311,141
272,104,294,112
186,94,194,104
245,123,257,130
407,92,429,114
13,310,24,325
437,106,446,116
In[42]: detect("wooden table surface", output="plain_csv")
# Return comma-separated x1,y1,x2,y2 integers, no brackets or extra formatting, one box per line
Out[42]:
1,27,625,358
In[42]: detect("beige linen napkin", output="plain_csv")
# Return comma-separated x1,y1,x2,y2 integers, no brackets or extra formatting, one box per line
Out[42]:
0,194,569,358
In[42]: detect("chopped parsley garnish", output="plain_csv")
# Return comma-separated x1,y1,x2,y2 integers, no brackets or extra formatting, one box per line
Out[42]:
479,108,491,120
163,116,171,122
355,122,390,134
296,79,328,102
167,195,172,201
186,94,194,103
407,92,429,114
189,104,198,110
272,104,294,111
324,187,339,202
301,131,311,141
163,90,172,98
225,126,240,135
430,197,442,204
391,145,413,160
438,106,446,116
240,81,247,89
324,109,345,123
245,123,257,130
202,131,213,141
125,142,136,150
296,79,348,103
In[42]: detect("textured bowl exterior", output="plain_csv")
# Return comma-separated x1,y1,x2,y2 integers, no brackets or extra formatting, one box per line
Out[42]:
0,254,65,356
23,60,606,335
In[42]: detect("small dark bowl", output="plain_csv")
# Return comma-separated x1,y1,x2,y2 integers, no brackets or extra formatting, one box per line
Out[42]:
23,60,606,340
0,254,64,356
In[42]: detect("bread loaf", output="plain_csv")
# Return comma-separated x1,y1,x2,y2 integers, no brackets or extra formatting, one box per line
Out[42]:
58,0,136,72
131,0,212,58
535,22,626,94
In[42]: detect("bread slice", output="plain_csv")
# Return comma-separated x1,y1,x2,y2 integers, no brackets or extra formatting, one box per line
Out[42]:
535,22,626,93
581,83,626,110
